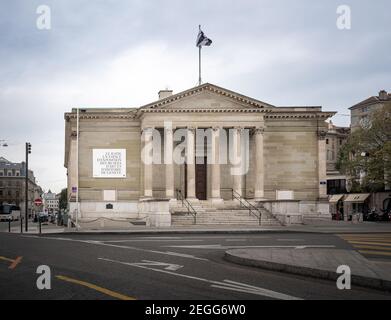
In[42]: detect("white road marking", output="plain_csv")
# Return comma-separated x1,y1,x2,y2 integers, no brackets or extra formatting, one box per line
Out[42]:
225,239,246,242
276,239,304,242
165,244,335,250
128,260,183,271
103,239,204,243
98,257,302,300
22,235,209,261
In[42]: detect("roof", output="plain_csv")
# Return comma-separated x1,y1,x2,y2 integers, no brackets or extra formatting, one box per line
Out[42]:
139,82,276,110
329,194,344,203
0,157,24,171
344,193,370,203
350,92,391,110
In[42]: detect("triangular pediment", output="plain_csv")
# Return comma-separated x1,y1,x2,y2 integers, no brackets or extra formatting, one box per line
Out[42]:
139,83,275,111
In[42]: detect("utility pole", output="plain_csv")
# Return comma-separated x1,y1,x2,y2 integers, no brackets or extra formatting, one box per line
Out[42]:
25,142,31,232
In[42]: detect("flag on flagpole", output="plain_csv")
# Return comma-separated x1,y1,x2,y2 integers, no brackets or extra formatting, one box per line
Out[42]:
196,28,212,47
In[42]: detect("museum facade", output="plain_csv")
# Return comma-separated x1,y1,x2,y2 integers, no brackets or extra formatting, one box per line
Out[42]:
64,83,335,227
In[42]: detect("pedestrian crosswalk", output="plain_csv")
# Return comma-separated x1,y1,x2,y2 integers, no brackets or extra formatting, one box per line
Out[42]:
339,233,391,259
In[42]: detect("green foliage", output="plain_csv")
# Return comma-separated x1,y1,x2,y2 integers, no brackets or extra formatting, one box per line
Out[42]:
59,188,68,210
337,104,391,192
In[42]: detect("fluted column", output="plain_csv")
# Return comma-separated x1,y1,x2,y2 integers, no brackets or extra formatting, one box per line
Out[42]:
186,127,196,199
211,127,222,201
318,130,328,199
254,127,265,200
165,126,174,198
143,127,153,198
232,127,242,196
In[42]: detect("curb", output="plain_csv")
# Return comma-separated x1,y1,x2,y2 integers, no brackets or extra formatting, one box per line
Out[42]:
224,250,391,292
51,229,301,236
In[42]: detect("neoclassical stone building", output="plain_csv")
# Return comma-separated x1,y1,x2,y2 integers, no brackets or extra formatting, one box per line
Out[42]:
64,83,334,227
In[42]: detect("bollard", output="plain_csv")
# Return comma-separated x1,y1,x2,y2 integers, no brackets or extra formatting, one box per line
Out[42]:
39,217,42,235
8,220,11,232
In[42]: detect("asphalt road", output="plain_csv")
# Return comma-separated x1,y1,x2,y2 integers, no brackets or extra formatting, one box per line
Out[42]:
0,231,390,300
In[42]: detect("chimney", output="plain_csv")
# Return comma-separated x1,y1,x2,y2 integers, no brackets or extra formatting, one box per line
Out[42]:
158,89,173,100
379,90,388,100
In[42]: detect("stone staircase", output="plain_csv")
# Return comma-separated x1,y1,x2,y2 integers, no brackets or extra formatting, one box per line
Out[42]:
171,201,281,226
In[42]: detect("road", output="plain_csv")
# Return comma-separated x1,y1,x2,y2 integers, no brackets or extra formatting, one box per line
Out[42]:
0,231,390,300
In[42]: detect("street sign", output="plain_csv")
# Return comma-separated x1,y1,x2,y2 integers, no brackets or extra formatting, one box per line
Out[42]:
34,198,43,206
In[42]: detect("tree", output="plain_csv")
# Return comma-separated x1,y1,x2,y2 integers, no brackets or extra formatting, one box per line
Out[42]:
337,103,391,192
59,188,68,210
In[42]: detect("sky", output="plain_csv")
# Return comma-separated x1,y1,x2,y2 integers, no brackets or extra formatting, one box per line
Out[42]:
0,0,390,193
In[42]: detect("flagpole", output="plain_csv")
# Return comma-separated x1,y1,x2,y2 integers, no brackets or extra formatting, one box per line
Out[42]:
198,25,202,86
198,45,202,86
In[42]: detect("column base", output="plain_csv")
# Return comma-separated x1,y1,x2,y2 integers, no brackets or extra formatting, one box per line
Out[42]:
209,198,224,207
186,198,200,205
168,198,178,207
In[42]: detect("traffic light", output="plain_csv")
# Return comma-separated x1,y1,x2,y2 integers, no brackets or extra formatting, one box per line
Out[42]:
27,143,31,154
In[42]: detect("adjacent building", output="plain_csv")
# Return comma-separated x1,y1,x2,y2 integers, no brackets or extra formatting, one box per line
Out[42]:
43,190,59,213
325,121,350,195
350,90,391,130
0,157,43,216
64,83,335,227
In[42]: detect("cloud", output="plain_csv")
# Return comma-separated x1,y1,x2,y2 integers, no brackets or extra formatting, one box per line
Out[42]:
0,0,391,193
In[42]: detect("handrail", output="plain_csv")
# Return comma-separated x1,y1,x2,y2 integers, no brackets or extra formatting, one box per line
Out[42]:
231,189,262,225
176,189,197,224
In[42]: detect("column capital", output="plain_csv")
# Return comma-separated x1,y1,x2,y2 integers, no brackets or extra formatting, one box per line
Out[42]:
187,126,196,133
164,127,174,134
233,126,244,133
212,126,221,132
141,126,154,134
253,126,265,135
317,130,327,140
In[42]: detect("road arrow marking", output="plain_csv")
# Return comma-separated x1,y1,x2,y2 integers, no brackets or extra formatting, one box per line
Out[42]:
211,279,301,300
127,260,183,271
98,257,302,300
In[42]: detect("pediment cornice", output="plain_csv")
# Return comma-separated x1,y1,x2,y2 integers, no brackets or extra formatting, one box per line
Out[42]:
138,83,276,112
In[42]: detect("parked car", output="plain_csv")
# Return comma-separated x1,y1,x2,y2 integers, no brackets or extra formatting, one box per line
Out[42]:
34,212,49,223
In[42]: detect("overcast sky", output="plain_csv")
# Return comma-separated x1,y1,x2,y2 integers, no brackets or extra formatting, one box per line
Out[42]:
0,0,390,193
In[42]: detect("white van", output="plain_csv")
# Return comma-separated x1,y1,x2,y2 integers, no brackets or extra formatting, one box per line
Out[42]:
0,204,21,221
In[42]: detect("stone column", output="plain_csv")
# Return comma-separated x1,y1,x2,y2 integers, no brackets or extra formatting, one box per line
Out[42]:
253,127,265,200
164,126,174,199
186,127,196,200
318,130,328,199
232,127,243,197
143,127,153,198
210,127,223,204
68,131,78,214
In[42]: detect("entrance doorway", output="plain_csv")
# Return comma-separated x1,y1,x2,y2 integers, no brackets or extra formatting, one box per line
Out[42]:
196,157,207,200
184,157,207,200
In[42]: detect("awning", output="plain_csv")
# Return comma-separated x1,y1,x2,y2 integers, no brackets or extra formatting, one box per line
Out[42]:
344,193,370,203
329,194,344,203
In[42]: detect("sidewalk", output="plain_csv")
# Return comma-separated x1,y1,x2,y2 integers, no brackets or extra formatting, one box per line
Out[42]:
55,221,391,235
2,221,391,235
224,247,391,292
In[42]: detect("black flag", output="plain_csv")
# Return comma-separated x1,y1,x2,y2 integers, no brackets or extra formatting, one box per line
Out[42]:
196,29,212,47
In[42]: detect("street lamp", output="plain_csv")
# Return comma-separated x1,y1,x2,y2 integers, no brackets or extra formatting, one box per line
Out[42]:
0,140,8,147
25,143,32,232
